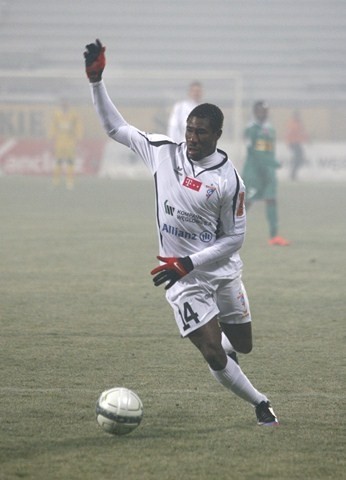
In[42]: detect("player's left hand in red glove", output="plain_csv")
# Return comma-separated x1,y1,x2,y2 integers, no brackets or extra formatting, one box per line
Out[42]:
151,255,194,290
84,39,106,83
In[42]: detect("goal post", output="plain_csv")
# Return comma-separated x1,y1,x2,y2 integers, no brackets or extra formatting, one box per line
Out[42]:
104,68,244,166
0,68,245,176
0,67,244,164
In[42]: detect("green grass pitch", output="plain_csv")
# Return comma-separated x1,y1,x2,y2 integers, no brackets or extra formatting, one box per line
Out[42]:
0,176,345,480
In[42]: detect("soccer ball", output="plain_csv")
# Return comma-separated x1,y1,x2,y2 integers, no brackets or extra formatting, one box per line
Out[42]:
96,387,143,435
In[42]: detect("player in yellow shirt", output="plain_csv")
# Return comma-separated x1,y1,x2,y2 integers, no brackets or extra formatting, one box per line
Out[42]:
50,99,83,189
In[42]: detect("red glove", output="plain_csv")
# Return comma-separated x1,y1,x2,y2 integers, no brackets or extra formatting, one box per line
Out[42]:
151,256,193,290
84,39,106,83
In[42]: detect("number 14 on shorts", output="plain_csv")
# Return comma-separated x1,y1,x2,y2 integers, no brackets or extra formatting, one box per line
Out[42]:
179,302,200,331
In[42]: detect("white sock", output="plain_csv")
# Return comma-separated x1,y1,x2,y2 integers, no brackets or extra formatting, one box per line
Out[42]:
209,357,267,406
221,332,235,354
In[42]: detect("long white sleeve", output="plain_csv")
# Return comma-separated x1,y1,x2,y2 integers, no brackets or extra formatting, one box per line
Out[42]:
190,229,245,268
90,80,127,136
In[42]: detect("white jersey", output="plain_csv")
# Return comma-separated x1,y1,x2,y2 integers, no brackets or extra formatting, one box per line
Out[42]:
167,99,198,143
91,81,246,279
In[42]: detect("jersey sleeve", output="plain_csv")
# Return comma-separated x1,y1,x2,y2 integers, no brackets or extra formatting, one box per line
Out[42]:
91,80,175,174
113,128,175,175
91,81,127,135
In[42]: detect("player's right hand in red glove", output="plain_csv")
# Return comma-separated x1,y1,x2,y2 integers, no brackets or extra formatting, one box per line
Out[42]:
84,39,106,83
151,256,194,290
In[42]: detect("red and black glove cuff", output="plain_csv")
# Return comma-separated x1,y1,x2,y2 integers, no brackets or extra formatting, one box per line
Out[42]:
150,256,193,290
84,39,106,83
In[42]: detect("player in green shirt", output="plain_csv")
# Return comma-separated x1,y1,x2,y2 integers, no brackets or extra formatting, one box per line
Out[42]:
242,101,290,246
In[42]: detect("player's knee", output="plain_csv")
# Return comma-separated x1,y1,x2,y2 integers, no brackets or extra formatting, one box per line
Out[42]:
232,338,252,354
228,337,252,354
202,345,227,370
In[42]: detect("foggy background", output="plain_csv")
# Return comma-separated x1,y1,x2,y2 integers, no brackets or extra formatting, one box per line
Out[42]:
1,0,346,106
0,0,346,177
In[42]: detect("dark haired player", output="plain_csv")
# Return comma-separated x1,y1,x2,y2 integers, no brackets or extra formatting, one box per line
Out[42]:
84,40,279,426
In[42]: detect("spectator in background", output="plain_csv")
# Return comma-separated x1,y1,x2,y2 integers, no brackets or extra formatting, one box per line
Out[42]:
49,99,83,189
167,81,203,143
285,110,309,181
242,100,290,246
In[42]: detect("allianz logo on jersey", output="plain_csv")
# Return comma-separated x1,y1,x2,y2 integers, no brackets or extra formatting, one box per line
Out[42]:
162,223,213,243
164,200,175,216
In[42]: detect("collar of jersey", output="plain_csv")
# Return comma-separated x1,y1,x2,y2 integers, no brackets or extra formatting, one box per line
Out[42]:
187,149,228,177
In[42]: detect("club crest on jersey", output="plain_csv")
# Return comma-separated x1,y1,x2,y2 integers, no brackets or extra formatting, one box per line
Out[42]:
183,176,202,192
206,184,217,200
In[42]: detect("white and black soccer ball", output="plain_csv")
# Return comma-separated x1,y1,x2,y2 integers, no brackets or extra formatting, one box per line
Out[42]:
96,387,143,435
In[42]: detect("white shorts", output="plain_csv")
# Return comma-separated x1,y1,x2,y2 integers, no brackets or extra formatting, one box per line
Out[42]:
166,273,251,337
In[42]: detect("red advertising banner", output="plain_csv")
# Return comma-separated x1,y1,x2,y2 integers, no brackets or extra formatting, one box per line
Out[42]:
0,138,105,176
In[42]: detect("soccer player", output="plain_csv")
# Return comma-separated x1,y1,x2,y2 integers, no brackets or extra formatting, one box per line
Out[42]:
167,81,203,143
242,100,290,246
49,98,83,189
84,39,279,427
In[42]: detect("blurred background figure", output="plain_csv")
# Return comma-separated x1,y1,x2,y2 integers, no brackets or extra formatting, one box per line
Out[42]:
285,110,309,181
49,99,83,189
167,81,203,143
242,100,290,246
